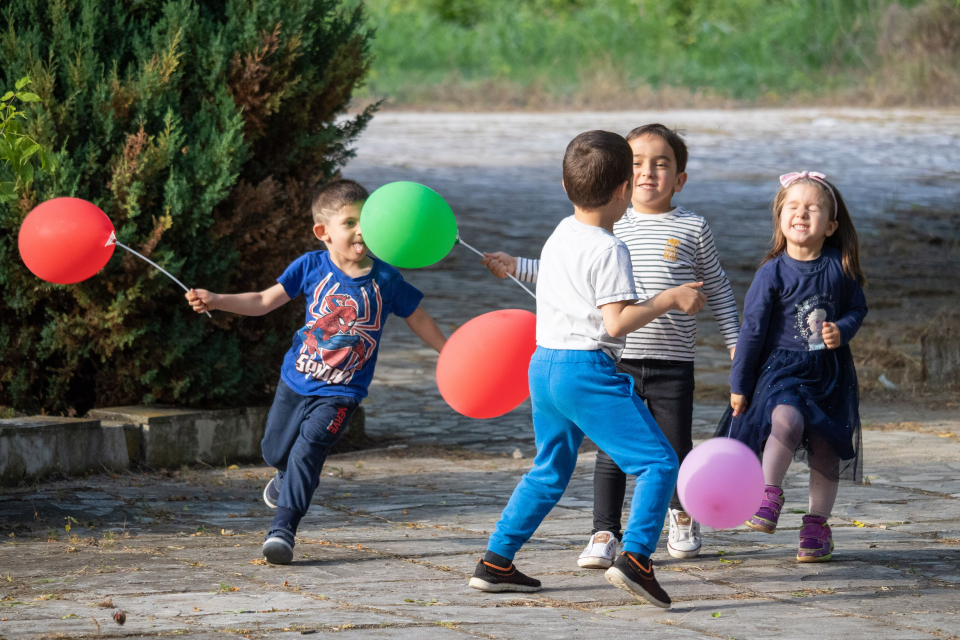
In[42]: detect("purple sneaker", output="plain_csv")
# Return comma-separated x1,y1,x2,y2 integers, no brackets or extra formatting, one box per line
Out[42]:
797,514,833,563
745,485,784,534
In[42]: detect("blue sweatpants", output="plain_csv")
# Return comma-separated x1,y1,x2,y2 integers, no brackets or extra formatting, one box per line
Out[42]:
488,347,679,559
261,379,360,519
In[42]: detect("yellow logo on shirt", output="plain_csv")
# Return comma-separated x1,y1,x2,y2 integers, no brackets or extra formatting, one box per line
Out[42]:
663,238,681,261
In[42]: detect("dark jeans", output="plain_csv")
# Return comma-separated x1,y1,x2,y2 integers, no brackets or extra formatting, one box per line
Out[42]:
261,379,360,523
592,359,695,539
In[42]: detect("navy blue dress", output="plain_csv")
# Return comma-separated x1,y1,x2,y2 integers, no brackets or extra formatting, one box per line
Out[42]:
716,247,867,480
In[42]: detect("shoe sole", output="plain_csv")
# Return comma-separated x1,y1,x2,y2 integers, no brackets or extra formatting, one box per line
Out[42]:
667,544,701,559
468,577,541,592
577,556,614,569
604,567,670,609
262,540,293,565
263,483,278,509
744,520,776,534
797,553,832,563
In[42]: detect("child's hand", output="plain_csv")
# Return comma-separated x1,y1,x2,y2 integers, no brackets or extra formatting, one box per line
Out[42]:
186,288,217,314
729,347,736,360
730,393,748,416
481,252,517,279
669,282,707,315
821,322,841,349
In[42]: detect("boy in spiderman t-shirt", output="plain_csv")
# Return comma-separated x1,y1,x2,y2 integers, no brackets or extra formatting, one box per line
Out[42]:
186,179,447,565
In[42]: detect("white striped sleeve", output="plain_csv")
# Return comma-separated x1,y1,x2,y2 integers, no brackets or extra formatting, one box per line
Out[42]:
695,222,740,349
516,257,539,284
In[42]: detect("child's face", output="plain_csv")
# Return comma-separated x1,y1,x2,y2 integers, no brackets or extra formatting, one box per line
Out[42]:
779,183,838,250
629,134,687,213
314,202,367,263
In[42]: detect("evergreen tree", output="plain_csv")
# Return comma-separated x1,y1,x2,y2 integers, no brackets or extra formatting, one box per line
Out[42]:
0,0,376,414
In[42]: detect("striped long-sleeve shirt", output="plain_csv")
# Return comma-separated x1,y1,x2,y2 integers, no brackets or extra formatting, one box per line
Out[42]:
516,207,740,361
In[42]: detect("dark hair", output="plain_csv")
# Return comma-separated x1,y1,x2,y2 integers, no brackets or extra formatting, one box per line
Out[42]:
625,123,688,173
311,179,369,224
762,177,865,285
562,130,633,209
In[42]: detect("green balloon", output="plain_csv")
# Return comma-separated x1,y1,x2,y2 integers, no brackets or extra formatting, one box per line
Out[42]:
360,181,458,269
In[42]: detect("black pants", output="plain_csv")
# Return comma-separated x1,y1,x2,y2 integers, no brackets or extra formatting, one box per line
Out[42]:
592,359,695,539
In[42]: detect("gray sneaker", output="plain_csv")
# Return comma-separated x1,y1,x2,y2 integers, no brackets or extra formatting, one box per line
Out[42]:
262,536,293,565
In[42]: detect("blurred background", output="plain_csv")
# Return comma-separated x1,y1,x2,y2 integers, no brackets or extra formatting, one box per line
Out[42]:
356,0,960,109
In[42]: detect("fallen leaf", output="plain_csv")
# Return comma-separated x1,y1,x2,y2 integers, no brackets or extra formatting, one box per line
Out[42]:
221,529,236,536
227,465,239,470
711,612,721,618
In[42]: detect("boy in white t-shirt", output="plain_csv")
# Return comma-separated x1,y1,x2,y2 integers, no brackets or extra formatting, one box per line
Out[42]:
468,131,707,608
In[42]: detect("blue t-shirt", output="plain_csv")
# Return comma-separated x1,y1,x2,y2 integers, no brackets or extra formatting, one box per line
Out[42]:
277,251,424,399
729,246,867,396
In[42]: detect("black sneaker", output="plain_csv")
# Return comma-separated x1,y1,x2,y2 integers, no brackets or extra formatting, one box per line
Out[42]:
262,536,294,565
468,558,542,592
263,473,281,509
604,552,671,608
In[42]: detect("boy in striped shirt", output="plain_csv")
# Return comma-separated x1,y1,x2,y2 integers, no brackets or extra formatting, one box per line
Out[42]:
482,124,740,563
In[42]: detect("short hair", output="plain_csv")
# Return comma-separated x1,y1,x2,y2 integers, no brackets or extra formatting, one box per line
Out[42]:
626,124,688,173
311,179,369,225
562,131,633,209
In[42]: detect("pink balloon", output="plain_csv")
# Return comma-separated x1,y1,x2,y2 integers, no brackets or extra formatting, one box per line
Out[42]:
677,438,764,529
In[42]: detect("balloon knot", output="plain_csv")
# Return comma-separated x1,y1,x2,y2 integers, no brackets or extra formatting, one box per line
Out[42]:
105,231,117,247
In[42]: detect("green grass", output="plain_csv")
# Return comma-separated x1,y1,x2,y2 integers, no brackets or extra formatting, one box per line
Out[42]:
358,0,908,106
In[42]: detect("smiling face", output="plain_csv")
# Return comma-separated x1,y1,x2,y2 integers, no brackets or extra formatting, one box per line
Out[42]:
629,134,687,214
314,202,367,265
778,183,838,253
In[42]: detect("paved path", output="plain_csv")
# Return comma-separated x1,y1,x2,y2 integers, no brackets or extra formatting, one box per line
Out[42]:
2,376,959,638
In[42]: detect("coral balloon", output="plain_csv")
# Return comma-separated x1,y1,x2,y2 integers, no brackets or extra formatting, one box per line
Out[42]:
360,182,457,269
18,197,116,284
437,309,536,419
677,437,765,530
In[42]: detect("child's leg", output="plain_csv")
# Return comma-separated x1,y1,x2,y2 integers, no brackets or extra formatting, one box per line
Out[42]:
260,380,309,482
486,374,584,561
270,396,360,539
582,388,678,558
637,361,695,511
592,449,627,538
807,434,840,517
763,404,805,485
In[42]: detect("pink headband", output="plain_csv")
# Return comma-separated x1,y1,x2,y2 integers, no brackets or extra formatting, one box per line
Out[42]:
779,171,837,219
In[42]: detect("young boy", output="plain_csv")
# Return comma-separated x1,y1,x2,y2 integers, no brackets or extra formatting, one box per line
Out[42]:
468,131,706,608
482,124,740,563
186,179,447,565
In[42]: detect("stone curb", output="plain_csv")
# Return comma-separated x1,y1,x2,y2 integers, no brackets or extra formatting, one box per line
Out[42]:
1,405,368,485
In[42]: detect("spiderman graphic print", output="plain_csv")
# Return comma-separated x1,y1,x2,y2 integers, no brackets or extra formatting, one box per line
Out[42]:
277,251,423,399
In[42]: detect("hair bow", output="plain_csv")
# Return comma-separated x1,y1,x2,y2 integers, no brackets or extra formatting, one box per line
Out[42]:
778,171,837,217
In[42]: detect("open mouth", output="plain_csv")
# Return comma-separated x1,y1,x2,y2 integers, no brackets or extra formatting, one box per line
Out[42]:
791,224,810,231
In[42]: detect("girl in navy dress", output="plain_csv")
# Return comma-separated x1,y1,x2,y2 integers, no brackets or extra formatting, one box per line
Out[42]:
718,171,867,563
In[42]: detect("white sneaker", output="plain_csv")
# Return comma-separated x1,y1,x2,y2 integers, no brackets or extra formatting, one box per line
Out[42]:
668,509,701,559
578,531,618,569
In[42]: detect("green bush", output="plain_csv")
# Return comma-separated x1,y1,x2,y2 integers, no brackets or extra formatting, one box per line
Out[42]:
0,0,375,414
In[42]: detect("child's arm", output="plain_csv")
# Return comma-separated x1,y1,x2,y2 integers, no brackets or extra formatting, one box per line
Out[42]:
404,307,447,353
601,283,706,338
185,283,291,316
695,222,740,360
729,272,776,415
822,278,868,349
481,252,539,284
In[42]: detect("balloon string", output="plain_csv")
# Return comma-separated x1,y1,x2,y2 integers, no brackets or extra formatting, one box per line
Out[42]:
113,240,212,318
456,234,536,300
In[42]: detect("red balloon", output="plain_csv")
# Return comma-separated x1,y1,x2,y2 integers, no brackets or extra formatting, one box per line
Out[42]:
437,309,537,419
18,197,116,284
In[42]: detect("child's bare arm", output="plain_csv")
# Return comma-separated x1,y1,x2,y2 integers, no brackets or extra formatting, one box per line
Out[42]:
185,283,291,316
600,283,706,338
404,307,447,353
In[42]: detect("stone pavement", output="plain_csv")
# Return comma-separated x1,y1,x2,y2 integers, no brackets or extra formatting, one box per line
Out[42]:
2,359,960,639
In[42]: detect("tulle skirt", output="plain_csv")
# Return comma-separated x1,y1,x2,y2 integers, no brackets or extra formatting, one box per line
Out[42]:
716,345,861,482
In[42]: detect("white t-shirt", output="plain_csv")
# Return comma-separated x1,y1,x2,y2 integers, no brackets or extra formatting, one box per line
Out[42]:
536,216,639,360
